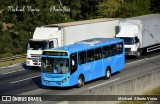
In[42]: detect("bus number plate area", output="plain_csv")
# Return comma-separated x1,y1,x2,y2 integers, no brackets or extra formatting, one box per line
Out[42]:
45,81,60,85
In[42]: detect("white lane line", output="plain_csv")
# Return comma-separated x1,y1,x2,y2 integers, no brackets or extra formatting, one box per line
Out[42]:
10,75,41,84
126,58,146,65
0,64,19,69
126,54,160,65
89,78,120,89
1,69,26,75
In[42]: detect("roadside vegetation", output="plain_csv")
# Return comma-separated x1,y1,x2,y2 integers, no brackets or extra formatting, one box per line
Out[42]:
0,58,25,67
119,86,160,104
0,0,160,58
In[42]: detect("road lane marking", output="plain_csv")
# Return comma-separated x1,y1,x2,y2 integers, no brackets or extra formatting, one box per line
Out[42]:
89,78,120,89
1,69,27,75
126,59,146,65
126,54,160,65
10,75,40,84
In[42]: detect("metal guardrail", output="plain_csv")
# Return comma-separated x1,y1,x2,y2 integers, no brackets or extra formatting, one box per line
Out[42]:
0,54,26,62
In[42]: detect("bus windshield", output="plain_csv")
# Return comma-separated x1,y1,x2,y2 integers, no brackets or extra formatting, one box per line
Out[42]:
41,57,69,74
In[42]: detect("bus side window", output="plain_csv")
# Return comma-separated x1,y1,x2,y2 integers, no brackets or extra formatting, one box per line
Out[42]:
102,46,109,58
87,49,94,62
78,51,86,65
110,44,116,56
70,53,77,74
117,42,123,54
95,48,102,60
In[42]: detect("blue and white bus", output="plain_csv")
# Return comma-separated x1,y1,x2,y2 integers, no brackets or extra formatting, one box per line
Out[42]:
41,38,125,87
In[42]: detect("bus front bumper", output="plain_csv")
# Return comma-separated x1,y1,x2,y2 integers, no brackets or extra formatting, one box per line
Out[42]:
41,77,70,87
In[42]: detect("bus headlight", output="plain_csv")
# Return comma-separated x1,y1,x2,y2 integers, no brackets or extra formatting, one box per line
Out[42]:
62,77,69,83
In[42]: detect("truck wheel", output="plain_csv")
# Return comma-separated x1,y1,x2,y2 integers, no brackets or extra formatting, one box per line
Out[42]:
136,50,141,59
104,68,111,80
77,75,84,88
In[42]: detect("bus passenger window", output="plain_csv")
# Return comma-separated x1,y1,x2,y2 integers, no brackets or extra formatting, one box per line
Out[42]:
87,49,94,62
70,53,77,74
78,51,86,65
117,42,123,54
102,46,109,58
110,44,116,56
95,48,102,60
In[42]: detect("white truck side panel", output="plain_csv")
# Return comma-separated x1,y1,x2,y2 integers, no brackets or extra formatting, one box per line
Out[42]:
63,20,119,45
127,14,160,48
142,17,160,48
119,15,160,48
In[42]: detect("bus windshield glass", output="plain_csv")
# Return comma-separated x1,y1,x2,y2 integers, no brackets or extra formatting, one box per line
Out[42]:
41,57,69,74
119,37,134,45
28,41,47,50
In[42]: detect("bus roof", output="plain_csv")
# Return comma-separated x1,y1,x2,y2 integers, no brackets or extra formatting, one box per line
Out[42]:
43,38,123,55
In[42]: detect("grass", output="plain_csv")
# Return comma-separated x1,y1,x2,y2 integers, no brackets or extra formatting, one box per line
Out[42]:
119,101,145,104
0,58,26,68
119,87,160,104
147,86,160,95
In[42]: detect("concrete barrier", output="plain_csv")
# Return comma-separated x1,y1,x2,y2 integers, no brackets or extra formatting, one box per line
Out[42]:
58,69,160,104
92,69,160,95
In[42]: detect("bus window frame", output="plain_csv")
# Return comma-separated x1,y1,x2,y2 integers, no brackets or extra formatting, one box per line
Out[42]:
95,47,102,60
86,49,95,62
116,42,123,55
109,44,117,56
102,45,109,58
70,52,78,74
78,51,87,65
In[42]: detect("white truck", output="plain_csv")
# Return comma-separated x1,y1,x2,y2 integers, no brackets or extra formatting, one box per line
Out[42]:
116,14,160,58
26,18,119,67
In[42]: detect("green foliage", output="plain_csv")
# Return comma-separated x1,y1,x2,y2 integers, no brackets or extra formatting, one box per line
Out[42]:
0,0,159,58
0,0,68,57
120,0,151,17
97,0,152,18
97,0,121,18
151,0,160,13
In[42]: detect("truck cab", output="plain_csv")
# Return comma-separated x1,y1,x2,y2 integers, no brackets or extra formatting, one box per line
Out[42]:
117,36,141,58
26,39,56,66
26,27,61,67
116,22,142,58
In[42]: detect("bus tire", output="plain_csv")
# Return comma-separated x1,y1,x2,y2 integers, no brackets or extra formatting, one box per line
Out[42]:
104,68,111,80
77,75,84,88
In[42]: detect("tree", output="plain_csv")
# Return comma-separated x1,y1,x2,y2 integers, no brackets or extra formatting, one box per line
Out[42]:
0,0,71,57
151,0,160,13
97,0,151,18
97,0,121,18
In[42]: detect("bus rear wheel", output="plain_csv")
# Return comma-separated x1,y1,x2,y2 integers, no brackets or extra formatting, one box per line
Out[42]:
77,75,84,88
104,68,111,80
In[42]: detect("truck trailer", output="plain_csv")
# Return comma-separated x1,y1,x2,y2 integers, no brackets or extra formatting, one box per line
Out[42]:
26,18,119,67
116,14,160,58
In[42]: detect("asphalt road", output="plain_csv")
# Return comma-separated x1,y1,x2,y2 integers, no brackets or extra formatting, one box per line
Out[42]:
0,50,159,97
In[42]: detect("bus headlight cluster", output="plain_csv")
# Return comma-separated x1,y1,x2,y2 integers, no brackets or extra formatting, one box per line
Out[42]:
62,77,69,83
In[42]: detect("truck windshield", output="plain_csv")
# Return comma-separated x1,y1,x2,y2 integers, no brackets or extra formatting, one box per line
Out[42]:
41,57,69,74
119,37,134,45
28,41,47,50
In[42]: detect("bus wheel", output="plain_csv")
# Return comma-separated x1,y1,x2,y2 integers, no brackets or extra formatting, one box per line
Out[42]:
77,75,84,88
105,68,111,80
